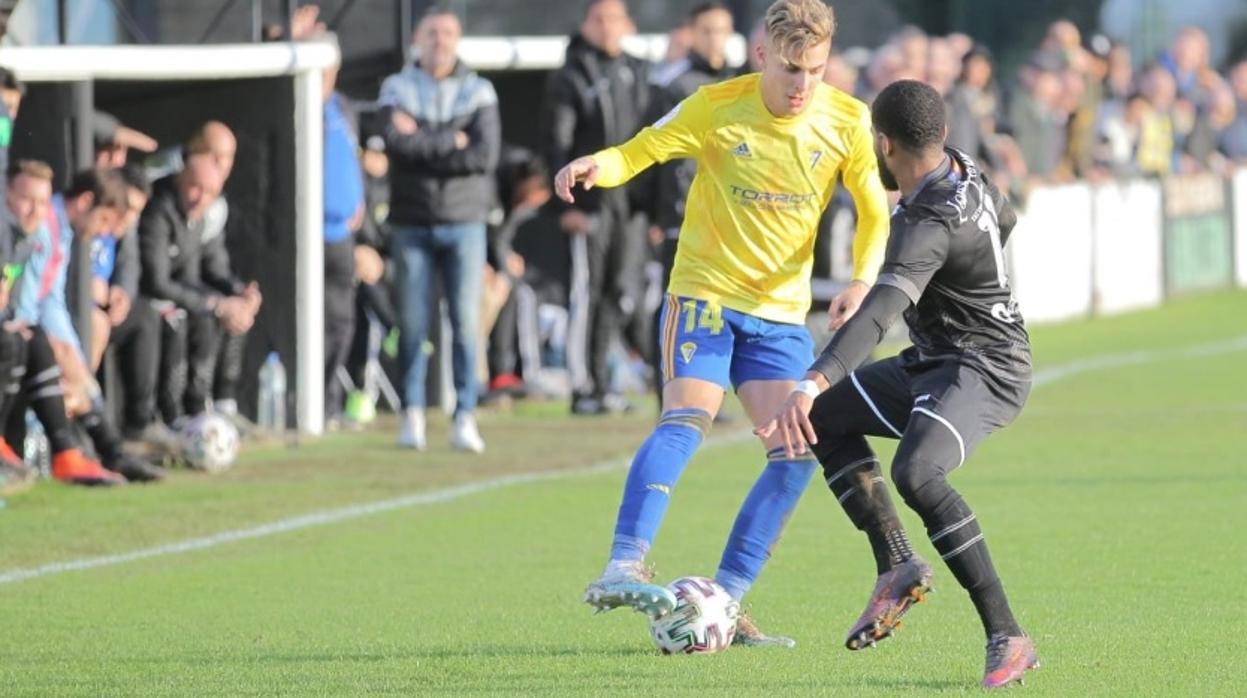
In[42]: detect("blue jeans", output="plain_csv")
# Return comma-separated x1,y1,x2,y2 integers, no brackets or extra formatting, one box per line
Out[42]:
394,223,485,416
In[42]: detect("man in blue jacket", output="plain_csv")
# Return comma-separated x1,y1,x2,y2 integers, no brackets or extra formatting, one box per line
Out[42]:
321,39,382,425
379,6,500,453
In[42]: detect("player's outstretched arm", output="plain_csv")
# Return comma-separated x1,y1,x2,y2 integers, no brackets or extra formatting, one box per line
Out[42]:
755,285,911,457
559,90,710,204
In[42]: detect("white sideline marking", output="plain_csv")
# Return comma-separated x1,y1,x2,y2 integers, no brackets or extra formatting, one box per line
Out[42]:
1028,335,1247,388
3,335,1245,586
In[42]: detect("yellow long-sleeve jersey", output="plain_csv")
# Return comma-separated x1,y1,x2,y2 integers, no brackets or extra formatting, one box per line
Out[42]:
592,73,890,324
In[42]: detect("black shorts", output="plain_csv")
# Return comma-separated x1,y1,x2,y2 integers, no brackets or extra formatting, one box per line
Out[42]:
811,347,1031,466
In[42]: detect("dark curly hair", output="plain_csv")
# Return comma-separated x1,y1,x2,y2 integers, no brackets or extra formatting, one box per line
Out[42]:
871,79,946,153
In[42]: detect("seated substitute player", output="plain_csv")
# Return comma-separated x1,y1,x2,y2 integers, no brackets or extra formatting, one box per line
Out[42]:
756,80,1038,688
554,0,890,645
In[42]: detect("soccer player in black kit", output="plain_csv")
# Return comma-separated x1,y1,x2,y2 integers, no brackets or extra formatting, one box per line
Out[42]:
756,80,1038,689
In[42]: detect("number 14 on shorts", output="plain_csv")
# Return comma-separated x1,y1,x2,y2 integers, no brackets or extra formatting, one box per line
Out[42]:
682,299,724,335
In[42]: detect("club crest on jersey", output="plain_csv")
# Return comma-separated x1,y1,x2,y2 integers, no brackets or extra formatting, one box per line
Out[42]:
991,300,1020,324
732,142,752,158
680,341,698,363
809,150,823,168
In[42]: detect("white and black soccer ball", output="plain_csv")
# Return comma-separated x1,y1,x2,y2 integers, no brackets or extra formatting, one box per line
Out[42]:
650,576,740,655
180,413,240,473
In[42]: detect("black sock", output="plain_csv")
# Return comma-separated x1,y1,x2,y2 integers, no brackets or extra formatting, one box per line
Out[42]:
968,578,1020,639
913,483,1022,638
0,331,27,441
27,369,76,453
826,456,913,575
24,332,77,454
79,398,123,463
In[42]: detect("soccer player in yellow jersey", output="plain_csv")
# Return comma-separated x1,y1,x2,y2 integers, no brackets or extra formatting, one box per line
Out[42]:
556,0,889,645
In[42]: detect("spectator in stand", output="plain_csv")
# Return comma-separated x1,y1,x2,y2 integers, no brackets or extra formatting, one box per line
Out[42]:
822,51,858,95
946,32,973,61
1160,27,1212,106
747,19,766,72
1158,29,1216,169
1095,92,1149,177
1137,64,1177,176
1221,60,1247,162
139,153,261,428
542,0,651,416
1185,77,1237,172
946,45,1027,191
1041,19,1081,56
1062,45,1104,179
92,111,157,170
947,45,997,162
1105,43,1133,102
926,36,959,96
644,2,736,290
380,6,499,452
639,1,736,408
650,22,692,87
891,25,928,81
1009,50,1069,181
863,44,903,102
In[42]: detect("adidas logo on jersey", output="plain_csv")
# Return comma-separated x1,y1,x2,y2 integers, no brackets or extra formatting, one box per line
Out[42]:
732,142,752,157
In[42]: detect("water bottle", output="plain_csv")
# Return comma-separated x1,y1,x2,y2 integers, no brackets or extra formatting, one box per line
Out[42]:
257,352,287,433
23,410,50,478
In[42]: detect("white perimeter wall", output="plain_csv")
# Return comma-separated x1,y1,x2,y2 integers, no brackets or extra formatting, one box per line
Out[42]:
1091,180,1165,316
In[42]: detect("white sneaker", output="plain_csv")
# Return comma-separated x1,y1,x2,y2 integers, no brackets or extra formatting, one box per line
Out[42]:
397,408,426,450
449,413,485,453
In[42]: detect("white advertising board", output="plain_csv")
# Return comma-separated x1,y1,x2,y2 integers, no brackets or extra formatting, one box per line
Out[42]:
1008,184,1095,324
1091,180,1164,315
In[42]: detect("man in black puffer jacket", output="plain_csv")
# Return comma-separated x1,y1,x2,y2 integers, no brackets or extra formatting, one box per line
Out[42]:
542,0,652,415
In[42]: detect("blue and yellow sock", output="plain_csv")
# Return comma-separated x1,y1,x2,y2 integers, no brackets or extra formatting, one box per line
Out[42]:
715,448,818,600
609,408,713,562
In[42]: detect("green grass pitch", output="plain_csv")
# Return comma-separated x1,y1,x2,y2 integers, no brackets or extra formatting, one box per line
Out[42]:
0,291,1244,695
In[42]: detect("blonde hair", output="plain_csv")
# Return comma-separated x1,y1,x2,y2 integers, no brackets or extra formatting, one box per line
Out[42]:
764,0,835,63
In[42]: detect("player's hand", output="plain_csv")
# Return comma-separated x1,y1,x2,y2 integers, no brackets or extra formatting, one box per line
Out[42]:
505,252,525,279
289,4,327,40
218,297,254,335
553,156,600,204
453,131,469,150
347,202,365,233
242,282,263,312
353,245,385,285
754,391,818,458
390,110,418,135
2,320,31,339
107,286,131,327
829,280,869,331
